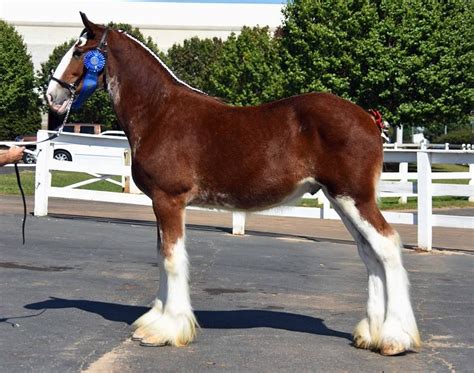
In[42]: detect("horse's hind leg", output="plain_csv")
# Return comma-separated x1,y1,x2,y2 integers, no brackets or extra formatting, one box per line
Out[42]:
132,196,197,346
331,203,386,350
327,192,420,355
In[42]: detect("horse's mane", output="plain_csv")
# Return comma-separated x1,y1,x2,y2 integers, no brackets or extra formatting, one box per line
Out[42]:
118,30,206,96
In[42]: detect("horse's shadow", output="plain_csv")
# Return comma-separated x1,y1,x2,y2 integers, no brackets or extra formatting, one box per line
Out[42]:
24,297,351,341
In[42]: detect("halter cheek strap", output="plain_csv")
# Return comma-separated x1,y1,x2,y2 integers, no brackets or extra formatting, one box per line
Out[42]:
71,27,109,110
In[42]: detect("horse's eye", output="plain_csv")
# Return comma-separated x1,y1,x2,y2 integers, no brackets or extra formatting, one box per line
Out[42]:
73,50,82,59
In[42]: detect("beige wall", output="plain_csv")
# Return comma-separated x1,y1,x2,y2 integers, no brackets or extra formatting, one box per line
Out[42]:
1,1,283,70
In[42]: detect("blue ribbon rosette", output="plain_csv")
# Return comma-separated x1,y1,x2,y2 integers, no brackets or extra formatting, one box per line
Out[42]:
71,50,106,110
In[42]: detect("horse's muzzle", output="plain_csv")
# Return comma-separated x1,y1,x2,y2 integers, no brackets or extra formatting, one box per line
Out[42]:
46,93,71,115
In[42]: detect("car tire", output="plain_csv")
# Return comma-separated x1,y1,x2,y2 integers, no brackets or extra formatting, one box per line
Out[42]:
22,152,36,164
53,150,72,162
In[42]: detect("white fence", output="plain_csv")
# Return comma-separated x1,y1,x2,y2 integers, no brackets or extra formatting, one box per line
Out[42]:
34,130,474,251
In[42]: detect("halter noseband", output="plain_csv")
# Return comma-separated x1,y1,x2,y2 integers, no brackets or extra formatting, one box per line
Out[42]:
52,27,109,110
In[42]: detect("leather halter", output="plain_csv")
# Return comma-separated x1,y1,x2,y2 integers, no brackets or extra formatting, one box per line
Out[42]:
51,28,109,104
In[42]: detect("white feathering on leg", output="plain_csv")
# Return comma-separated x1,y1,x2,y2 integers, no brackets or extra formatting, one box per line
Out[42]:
138,238,197,346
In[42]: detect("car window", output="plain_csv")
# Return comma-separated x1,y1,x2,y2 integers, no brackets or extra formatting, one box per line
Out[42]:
63,126,74,133
80,126,95,134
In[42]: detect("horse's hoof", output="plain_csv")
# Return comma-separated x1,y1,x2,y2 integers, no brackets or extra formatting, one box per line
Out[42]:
131,327,148,341
139,338,167,347
380,341,407,356
352,318,380,350
353,334,371,350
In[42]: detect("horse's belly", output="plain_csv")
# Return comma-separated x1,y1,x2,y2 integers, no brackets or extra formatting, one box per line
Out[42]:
192,177,320,211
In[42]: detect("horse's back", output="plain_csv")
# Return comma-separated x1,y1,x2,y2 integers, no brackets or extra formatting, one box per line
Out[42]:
181,91,383,209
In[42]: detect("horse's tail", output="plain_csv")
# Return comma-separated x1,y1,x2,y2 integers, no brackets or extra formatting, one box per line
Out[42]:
368,109,390,142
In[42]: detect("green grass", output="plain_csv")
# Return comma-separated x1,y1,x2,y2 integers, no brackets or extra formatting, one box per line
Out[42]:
0,170,122,196
298,196,474,210
384,163,469,173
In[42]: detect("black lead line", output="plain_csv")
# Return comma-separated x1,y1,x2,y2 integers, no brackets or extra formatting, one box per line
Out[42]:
14,163,26,245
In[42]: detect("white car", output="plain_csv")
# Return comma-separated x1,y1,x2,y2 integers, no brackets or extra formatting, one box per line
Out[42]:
98,130,126,137
50,131,129,168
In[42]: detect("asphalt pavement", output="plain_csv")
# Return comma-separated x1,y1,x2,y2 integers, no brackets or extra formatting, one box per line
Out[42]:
0,211,473,372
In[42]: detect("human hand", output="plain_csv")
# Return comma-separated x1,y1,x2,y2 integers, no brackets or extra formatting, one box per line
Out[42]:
6,146,25,164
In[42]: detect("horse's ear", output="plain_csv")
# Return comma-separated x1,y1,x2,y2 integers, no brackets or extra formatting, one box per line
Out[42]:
79,12,99,37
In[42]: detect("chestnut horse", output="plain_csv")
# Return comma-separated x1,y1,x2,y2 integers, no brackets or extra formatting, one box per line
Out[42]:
46,13,420,355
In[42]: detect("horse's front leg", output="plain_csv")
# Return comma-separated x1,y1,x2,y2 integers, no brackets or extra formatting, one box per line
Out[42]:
132,197,197,346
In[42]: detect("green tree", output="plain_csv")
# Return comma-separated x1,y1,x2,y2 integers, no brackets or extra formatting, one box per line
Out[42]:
280,0,377,99
358,0,473,137
280,0,473,140
166,36,224,94
209,26,285,106
37,23,164,130
0,21,41,140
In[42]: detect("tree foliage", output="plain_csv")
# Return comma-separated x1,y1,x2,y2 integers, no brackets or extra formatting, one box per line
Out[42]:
0,21,41,140
280,0,473,137
280,0,377,98
208,26,284,106
433,128,472,145
166,37,224,93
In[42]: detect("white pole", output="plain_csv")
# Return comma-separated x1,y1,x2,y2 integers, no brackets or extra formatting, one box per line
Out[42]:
399,162,408,204
322,193,331,219
469,164,474,203
34,130,52,216
396,125,404,144
417,150,432,251
232,211,246,235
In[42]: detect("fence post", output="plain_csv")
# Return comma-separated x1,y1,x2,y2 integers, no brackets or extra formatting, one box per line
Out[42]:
123,149,130,193
398,162,408,204
396,125,403,144
322,193,331,219
417,150,432,251
469,164,474,203
34,130,52,216
316,190,325,206
232,212,246,235
123,149,141,194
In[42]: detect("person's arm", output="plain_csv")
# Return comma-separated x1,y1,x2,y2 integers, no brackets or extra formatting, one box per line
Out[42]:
0,147,25,167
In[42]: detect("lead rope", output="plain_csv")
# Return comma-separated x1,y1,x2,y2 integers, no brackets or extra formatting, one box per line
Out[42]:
14,94,75,245
14,163,27,244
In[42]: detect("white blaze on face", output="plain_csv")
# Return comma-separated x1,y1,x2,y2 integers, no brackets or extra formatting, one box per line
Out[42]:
46,38,83,114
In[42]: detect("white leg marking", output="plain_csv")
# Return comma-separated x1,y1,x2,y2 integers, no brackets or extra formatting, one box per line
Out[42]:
353,243,386,350
335,196,420,354
135,238,197,346
330,198,385,350
131,258,167,338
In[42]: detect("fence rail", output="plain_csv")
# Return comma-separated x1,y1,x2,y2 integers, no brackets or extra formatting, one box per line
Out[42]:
33,130,474,251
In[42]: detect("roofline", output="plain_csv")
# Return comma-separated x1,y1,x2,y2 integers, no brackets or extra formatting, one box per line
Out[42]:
7,20,277,32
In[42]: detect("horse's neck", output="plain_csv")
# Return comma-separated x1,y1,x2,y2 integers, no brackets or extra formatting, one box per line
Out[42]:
106,33,180,148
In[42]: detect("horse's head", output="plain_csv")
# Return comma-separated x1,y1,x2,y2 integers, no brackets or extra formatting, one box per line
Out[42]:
47,12,108,114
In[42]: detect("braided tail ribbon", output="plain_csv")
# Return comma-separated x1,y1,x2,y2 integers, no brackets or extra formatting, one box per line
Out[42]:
368,109,390,142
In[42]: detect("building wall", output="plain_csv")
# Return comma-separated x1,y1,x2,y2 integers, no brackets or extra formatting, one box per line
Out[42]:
1,1,284,70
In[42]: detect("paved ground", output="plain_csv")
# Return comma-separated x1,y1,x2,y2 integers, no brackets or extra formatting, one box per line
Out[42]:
1,208,473,372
